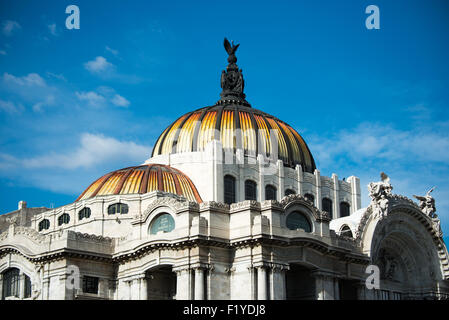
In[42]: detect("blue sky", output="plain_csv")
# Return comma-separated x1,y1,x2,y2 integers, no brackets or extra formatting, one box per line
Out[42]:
1,0,449,236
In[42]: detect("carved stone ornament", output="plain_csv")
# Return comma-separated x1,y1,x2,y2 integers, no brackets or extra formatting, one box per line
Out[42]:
368,172,392,220
413,187,437,218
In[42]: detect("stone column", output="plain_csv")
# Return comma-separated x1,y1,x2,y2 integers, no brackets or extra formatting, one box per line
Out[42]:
315,169,322,210
139,275,148,300
175,268,191,300
296,164,303,196
332,174,340,219
194,268,205,300
333,278,340,300
19,272,25,299
42,278,50,300
270,265,287,300
257,266,267,300
0,274,3,299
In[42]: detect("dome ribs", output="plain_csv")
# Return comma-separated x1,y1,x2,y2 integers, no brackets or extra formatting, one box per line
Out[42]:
215,106,224,141
266,116,292,166
247,108,260,158
152,126,170,157
77,164,202,202
283,123,307,171
113,168,134,195
80,171,115,201
150,104,316,173
191,107,209,152
234,106,242,152
156,165,164,192
172,111,193,153
170,169,183,197
139,165,151,194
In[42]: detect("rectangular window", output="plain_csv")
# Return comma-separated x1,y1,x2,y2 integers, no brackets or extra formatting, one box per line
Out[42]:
82,276,99,294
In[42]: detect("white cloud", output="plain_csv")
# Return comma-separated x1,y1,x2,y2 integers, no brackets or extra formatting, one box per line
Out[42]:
84,56,114,74
32,95,55,112
309,123,449,167
21,133,151,170
2,20,21,36
48,23,58,36
46,72,66,82
3,72,46,87
0,99,24,114
75,91,106,107
105,46,119,56
111,94,130,107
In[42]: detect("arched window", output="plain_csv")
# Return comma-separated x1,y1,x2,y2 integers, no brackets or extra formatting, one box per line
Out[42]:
58,213,70,226
149,213,175,235
322,198,333,218
245,180,257,201
224,175,236,205
286,212,312,233
340,225,353,238
107,203,129,215
78,207,91,220
285,189,296,196
38,219,50,231
2,268,20,299
265,185,277,200
340,202,350,217
304,193,315,205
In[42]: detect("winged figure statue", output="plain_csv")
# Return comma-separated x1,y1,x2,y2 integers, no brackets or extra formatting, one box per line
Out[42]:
224,38,239,64
413,187,437,218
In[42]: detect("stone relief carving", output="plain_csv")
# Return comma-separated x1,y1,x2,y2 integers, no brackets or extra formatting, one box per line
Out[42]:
14,226,47,244
138,196,199,223
413,187,437,218
368,172,392,220
378,248,399,281
413,187,442,237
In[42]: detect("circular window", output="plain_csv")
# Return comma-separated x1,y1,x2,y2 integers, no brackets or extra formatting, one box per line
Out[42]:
286,211,312,232
149,213,175,235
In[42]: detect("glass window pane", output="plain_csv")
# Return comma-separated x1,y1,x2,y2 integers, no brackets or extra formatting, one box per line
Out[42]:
245,180,257,201
224,175,236,205
150,213,175,235
265,185,277,200
286,212,312,232
340,202,350,217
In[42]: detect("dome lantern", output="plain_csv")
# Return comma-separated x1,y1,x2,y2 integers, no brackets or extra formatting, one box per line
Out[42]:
217,38,251,107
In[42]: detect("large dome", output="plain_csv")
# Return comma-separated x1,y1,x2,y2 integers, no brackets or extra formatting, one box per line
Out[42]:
151,39,316,173
77,163,202,202
151,104,316,173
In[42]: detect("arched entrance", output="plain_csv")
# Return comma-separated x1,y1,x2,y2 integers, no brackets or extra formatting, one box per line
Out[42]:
285,264,316,300
361,207,445,299
145,265,176,300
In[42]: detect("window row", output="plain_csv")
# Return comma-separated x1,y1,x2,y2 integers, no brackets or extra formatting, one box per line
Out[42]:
38,203,129,231
224,175,285,205
223,175,351,217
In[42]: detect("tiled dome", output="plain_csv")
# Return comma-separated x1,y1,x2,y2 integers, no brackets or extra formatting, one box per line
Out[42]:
151,104,316,173
77,164,202,202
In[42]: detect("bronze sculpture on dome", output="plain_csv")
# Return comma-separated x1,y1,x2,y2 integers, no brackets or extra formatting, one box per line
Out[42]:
218,38,250,107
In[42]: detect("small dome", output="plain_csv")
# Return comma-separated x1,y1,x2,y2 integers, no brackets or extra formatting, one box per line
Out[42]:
77,164,202,203
152,104,316,172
